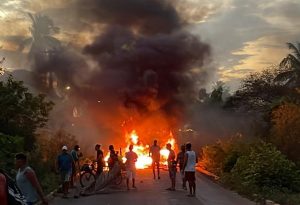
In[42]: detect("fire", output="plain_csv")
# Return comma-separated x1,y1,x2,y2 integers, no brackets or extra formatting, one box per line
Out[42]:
126,130,153,169
126,130,176,169
103,130,177,169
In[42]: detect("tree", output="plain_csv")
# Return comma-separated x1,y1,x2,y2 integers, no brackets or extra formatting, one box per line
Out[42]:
275,42,300,88
271,102,300,162
225,68,286,113
20,13,61,58
0,75,54,150
209,81,230,105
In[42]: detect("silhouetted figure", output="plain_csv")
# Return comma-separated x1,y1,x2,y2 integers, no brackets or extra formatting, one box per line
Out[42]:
149,140,161,179
184,143,197,197
125,145,138,190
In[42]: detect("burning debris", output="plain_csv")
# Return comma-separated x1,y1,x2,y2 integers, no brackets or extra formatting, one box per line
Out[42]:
103,130,177,169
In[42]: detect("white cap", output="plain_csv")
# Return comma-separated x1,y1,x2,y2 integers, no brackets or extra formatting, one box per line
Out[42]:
62,145,68,150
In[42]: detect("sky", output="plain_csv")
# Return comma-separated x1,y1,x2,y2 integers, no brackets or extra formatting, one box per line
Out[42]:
0,0,299,91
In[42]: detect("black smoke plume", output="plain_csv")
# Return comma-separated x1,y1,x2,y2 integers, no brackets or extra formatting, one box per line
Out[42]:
30,0,212,148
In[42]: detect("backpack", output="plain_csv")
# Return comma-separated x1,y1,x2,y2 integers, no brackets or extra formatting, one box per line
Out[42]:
0,169,27,205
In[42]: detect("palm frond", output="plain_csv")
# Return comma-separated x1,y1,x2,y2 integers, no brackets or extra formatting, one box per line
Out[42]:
274,70,295,82
280,54,300,69
285,75,298,87
287,42,300,60
28,13,36,25
44,36,61,48
18,37,33,51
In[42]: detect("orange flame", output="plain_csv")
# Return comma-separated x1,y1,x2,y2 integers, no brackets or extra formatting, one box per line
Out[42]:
103,130,177,169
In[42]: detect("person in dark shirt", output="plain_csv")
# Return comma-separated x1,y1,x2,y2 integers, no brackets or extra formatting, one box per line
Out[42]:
70,145,81,188
57,146,73,198
166,143,176,191
176,144,187,190
108,145,118,170
95,144,104,175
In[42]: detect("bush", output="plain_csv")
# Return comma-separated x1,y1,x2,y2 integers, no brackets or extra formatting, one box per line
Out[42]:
201,134,247,175
271,102,300,162
230,141,300,203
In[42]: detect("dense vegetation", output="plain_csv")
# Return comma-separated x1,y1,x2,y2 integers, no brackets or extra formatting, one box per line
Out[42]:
0,75,78,193
200,42,300,204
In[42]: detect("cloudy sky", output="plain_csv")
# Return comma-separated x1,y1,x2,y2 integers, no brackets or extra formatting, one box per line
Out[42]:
0,0,299,90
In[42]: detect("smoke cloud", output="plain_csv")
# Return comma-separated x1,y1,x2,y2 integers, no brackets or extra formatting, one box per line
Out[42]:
28,0,213,150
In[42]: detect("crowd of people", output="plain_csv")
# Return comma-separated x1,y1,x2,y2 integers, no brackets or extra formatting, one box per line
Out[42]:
0,139,198,204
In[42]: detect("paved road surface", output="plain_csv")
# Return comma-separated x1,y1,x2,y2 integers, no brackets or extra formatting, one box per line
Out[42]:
50,168,255,205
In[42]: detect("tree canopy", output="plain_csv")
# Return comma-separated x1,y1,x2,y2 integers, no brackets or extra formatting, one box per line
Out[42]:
0,75,54,150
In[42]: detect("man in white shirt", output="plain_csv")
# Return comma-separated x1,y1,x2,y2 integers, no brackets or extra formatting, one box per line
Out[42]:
125,145,138,190
183,143,198,197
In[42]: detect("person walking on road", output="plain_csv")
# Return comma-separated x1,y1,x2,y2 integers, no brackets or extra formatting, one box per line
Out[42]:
183,143,198,197
57,146,73,198
15,153,48,204
176,144,187,190
125,145,138,190
149,140,161,179
166,143,176,191
95,144,104,175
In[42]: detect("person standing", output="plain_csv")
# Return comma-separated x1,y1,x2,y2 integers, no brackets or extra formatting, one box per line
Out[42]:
183,143,198,197
70,145,81,188
149,140,161,179
176,144,187,190
95,144,104,175
0,170,7,205
108,145,118,170
125,145,138,190
166,143,176,191
57,146,73,198
15,153,48,205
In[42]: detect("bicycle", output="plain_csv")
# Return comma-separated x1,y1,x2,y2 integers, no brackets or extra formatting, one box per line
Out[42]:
79,162,97,188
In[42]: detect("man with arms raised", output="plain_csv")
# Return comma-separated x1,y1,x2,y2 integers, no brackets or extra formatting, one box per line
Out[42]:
183,143,198,197
149,140,161,179
125,145,138,190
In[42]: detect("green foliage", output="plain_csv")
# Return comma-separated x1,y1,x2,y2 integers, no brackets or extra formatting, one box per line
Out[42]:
0,133,24,174
201,134,247,175
0,75,54,150
225,67,286,113
35,129,78,170
232,142,300,191
228,142,300,204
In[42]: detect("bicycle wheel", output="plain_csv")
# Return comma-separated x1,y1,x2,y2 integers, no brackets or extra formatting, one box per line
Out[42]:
114,173,123,185
80,171,96,188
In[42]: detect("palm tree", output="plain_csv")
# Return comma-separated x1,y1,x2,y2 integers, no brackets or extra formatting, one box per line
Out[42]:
275,42,300,88
20,13,61,58
0,57,5,75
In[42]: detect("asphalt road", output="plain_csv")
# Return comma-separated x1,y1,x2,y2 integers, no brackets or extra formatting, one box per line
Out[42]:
50,168,255,205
